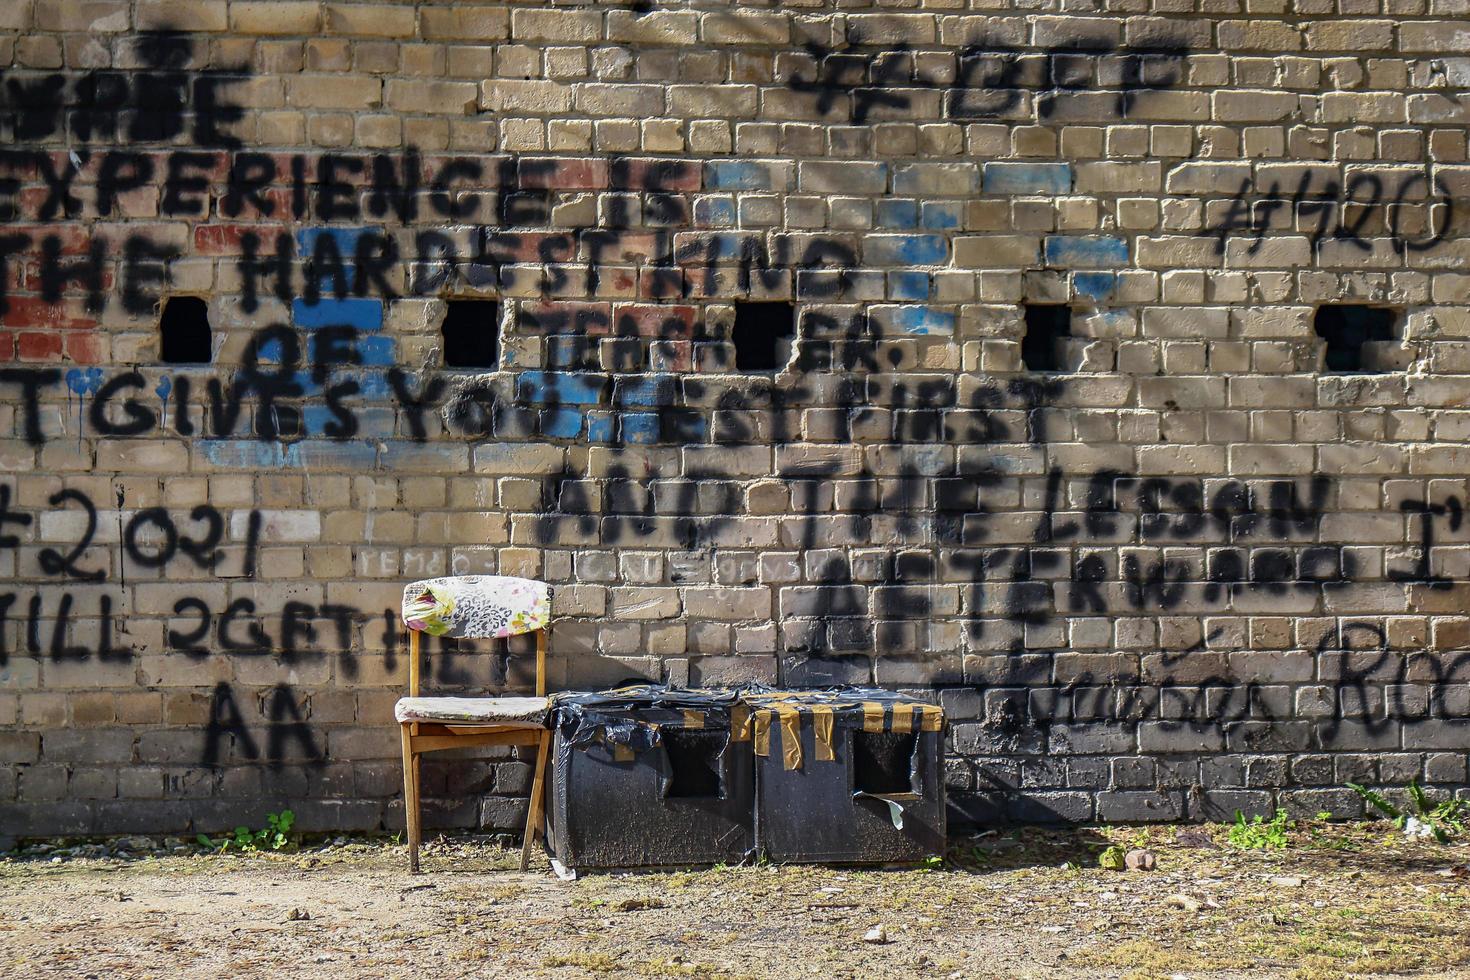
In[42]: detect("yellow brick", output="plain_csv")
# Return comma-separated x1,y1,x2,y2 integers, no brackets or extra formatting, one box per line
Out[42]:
286,74,383,110
15,35,61,68
35,0,128,32
446,45,496,79
355,113,402,147
480,79,572,115
511,7,601,43
307,113,354,146
257,110,306,144
700,12,789,44
420,6,509,41
642,118,684,153
324,2,416,37
230,1,322,35
0,1,33,31
384,78,479,115
548,118,592,151
304,38,352,71
499,117,545,151
606,10,698,45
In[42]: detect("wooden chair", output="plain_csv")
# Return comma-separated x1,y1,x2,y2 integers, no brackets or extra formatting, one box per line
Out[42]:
397,575,553,872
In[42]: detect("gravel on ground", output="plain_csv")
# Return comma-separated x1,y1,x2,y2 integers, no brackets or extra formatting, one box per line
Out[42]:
1,820,1468,979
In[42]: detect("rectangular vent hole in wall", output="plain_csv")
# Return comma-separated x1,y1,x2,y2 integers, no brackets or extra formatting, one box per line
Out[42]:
662,729,725,799
159,296,212,364
441,299,500,368
1314,305,1399,373
732,302,795,372
852,731,917,796
1021,303,1072,372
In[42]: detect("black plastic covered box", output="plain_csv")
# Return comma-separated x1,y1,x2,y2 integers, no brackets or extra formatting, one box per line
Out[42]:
744,688,946,864
546,686,754,871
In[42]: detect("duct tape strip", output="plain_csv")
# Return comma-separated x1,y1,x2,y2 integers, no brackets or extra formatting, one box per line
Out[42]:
730,704,751,742
812,705,835,762
891,704,914,734
682,709,705,729
612,743,634,763
776,703,803,771
752,709,772,758
919,704,943,732
862,702,885,733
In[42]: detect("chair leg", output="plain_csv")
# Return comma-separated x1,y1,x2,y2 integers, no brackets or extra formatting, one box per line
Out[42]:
400,724,421,873
521,730,552,871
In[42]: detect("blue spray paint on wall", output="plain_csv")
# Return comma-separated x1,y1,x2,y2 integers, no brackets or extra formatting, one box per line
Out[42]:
1045,235,1129,268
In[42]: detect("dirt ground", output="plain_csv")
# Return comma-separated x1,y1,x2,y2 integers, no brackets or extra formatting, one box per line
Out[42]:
1,822,1468,980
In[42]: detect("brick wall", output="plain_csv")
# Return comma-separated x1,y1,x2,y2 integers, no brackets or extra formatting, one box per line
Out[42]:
2,0,1469,836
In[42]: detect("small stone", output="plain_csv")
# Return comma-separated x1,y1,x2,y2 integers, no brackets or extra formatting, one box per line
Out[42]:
1124,849,1156,871
1270,876,1303,887
862,925,889,944
286,908,311,921
1164,893,1201,913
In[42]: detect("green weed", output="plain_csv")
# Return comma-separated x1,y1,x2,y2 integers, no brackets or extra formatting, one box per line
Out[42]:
1349,780,1468,843
197,810,296,853
1227,809,1292,851
544,951,619,972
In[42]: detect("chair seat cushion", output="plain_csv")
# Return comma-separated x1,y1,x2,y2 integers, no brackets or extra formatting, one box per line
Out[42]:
395,696,550,725
402,575,552,639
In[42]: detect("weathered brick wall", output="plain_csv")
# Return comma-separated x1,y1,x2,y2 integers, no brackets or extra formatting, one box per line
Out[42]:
2,0,1469,837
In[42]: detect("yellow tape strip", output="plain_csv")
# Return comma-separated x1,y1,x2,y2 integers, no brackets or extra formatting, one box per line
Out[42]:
730,705,751,742
919,704,943,732
612,744,634,763
682,709,705,729
753,709,772,757
862,702,885,733
812,705,835,762
891,704,914,733
775,703,803,771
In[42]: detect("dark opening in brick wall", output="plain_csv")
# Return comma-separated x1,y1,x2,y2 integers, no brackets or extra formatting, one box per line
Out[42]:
158,297,212,364
853,731,916,795
1314,305,1399,373
663,729,725,799
732,302,795,372
441,300,500,369
1021,303,1072,373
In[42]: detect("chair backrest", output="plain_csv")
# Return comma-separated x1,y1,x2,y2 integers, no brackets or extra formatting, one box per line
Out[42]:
401,575,552,698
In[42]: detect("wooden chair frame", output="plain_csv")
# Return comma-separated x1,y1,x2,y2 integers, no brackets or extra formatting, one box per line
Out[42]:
399,626,553,872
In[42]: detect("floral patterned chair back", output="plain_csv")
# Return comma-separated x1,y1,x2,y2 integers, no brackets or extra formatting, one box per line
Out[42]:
400,575,553,696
